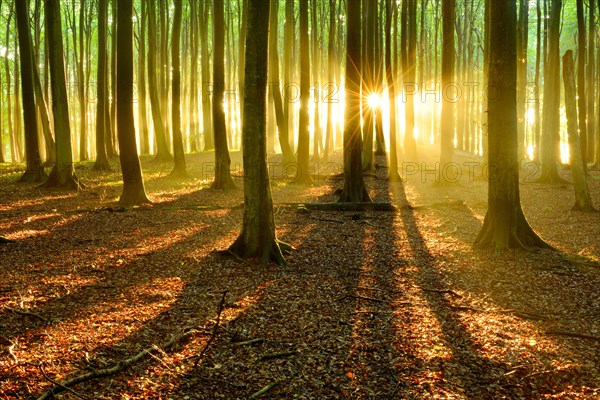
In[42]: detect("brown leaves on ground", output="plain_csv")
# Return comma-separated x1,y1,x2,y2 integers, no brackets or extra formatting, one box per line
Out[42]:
1,148,599,399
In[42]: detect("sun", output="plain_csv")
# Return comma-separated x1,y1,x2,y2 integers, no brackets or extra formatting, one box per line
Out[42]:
368,93,382,109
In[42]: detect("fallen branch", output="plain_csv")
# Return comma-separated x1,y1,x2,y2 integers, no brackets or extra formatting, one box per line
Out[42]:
0,236,16,244
418,286,463,298
33,363,90,400
259,351,298,361
233,338,265,346
546,329,600,341
4,306,48,322
249,381,280,398
193,291,228,368
35,292,230,399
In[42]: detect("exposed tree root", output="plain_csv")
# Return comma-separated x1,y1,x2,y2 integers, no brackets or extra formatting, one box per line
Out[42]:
38,169,84,190
4,306,47,322
19,168,48,183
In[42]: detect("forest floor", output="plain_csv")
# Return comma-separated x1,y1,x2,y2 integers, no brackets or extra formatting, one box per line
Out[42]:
1,146,599,399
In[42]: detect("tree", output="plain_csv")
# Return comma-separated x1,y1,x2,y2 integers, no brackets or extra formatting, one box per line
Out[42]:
228,0,289,265
42,0,80,189
116,0,150,205
268,0,295,165
575,0,587,167
147,0,172,163
94,0,111,171
169,0,187,177
586,0,596,164
474,0,550,252
538,0,564,183
403,0,418,161
516,0,529,160
15,0,47,182
440,0,455,168
385,0,401,181
210,0,235,190
562,51,595,212
292,0,314,185
199,0,213,151
339,0,371,203
362,0,376,172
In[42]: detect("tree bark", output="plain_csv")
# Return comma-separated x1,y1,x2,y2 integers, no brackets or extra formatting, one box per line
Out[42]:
170,0,187,177
41,0,80,189
576,0,588,167
562,51,595,212
228,0,287,266
292,0,314,185
210,0,235,190
474,0,550,252
385,0,401,181
200,0,213,150
440,0,455,168
15,0,47,182
116,0,150,205
340,0,371,203
94,0,111,171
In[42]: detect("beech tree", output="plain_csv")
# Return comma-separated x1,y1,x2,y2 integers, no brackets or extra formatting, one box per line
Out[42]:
94,0,111,171
440,0,455,168
228,0,289,265
210,0,235,190
169,0,187,177
339,0,371,203
474,0,550,252
15,0,46,182
42,0,80,189
116,0,150,205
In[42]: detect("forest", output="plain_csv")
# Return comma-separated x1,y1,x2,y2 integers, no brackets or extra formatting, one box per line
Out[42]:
0,0,599,398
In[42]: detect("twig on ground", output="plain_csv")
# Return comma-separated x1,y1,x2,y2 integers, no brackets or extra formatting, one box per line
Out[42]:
8,341,18,364
30,363,90,400
249,381,280,398
233,338,265,346
193,291,228,368
4,306,48,322
345,294,386,303
417,286,463,298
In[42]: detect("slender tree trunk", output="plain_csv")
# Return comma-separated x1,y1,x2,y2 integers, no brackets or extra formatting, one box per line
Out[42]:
170,0,187,177
563,50,595,211
94,0,111,171
404,0,418,161
587,0,596,164
534,0,542,161
210,0,235,190
269,0,295,164
229,0,288,266
147,0,172,162
474,0,550,252
200,0,213,150
108,0,117,157
324,0,336,162
576,0,588,167
362,0,376,172
15,0,46,182
292,0,313,185
517,0,529,161
283,0,295,153
386,0,401,181
539,0,564,183
42,0,80,189
138,0,150,155
116,0,150,205
311,0,322,162
340,0,371,203
440,0,455,168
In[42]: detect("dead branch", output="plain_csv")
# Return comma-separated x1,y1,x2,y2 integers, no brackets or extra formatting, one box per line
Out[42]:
418,286,463,298
249,381,280,398
4,306,48,322
546,329,600,341
30,363,90,400
344,294,386,303
193,291,228,368
311,217,345,224
233,338,265,346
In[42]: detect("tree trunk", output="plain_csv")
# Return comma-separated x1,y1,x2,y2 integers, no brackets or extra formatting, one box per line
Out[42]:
403,0,418,161
228,0,287,266
147,0,172,162
210,0,235,190
362,0,376,172
576,0,588,167
311,0,322,162
562,51,595,212
200,0,213,150
42,0,80,189
440,0,455,168
340,0,371,203
516,0,529,161
474,0,550,252
170,0,187,177
138,0,150,155
268,0,295,165
292,0,313,185
94,0,111,171
587,0,596,164
324,0,336,162
116,0,150,205
538,0,564,183
533,0,542,161
15,0,47,182
386,0,401,181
